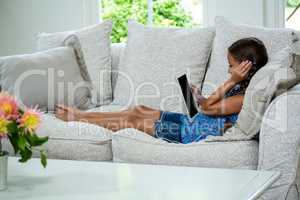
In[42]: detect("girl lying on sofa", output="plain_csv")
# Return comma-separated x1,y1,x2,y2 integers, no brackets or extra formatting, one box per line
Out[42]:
55,37,268,144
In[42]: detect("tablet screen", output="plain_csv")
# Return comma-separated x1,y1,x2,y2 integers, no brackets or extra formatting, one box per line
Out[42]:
177,74,199,118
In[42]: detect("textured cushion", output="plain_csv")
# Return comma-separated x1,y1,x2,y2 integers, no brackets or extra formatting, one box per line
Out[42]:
202,16,296,96
295,51,300,68
0,47,92,111
293,32,300,73
37,21,113,106
295,31,300,52
207,47,300,142
111,43,126,92
2,104,126,161
112,128,258,169
36,113,113,161
38,104,127,161
113,21,215,113
2,114,113,161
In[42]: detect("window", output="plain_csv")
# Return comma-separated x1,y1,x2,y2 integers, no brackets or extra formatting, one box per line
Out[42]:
285,0,300,29
99,0,203,43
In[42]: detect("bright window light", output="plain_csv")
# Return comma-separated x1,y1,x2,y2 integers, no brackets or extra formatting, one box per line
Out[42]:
99,0,203,43
285,0,300,30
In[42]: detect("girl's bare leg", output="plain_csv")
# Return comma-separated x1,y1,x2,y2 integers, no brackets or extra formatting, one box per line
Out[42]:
55,105,161,136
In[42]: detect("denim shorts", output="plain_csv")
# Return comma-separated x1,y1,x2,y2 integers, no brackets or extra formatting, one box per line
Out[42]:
154,111,238,144
154,111,184,143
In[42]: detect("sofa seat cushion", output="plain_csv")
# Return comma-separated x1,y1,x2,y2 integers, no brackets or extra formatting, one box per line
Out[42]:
2,104,127,161
112,128,259,169
37,104,127,161
35,113,113,161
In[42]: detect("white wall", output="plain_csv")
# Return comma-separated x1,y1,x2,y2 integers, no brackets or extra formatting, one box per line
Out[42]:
0,0,284,56
203,0,264,27
0,0,98,56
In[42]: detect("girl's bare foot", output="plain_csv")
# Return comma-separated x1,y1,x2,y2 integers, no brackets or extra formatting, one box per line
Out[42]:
55,105,83,122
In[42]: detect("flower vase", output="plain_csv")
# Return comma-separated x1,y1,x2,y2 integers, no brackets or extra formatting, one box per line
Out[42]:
0,151,8,191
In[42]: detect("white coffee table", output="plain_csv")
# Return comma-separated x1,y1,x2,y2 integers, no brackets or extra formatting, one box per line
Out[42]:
0,157,279,200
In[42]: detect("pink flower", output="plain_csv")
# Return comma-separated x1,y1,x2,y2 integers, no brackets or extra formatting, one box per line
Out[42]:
0,92,19,120
19,107,41,134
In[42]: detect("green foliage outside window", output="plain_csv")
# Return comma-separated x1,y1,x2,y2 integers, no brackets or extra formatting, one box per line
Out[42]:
287,0,300,7
101,0,195,43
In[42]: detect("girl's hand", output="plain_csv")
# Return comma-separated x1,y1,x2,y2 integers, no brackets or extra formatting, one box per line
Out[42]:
190,84,200,96
190,84,207,105
230,60,252,83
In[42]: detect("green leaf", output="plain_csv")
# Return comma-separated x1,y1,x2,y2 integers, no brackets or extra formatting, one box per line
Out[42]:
19,147,32,163
40,150,47,168
8,134,19,154
7,121,19,134
17,135,27,151
26,134,48,147
7,122,21,154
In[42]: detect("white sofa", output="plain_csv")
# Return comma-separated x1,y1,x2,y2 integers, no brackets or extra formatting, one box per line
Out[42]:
4,31,300,200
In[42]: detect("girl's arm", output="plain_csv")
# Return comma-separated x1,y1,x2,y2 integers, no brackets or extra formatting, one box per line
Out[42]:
200,79,237,108
201,95,244,115
200,60,252,108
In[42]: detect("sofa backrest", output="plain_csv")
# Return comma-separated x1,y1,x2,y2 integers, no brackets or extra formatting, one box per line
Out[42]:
110,30,300,96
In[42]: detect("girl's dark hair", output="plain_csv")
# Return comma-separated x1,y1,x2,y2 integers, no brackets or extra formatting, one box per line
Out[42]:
228,37,268,92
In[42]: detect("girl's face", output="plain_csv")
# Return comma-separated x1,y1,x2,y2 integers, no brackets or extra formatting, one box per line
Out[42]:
227,53,241,74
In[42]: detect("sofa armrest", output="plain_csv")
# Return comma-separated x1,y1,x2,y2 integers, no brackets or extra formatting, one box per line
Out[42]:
258,85,300,200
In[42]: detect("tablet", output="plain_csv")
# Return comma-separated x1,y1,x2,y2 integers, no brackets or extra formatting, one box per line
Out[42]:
177,74,199,118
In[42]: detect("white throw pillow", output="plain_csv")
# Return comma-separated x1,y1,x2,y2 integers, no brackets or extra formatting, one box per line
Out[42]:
37,20,113,106
113,20,215,112
0,47,93,111
294,32,300,71
202,16,296,96
293,42,300,81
